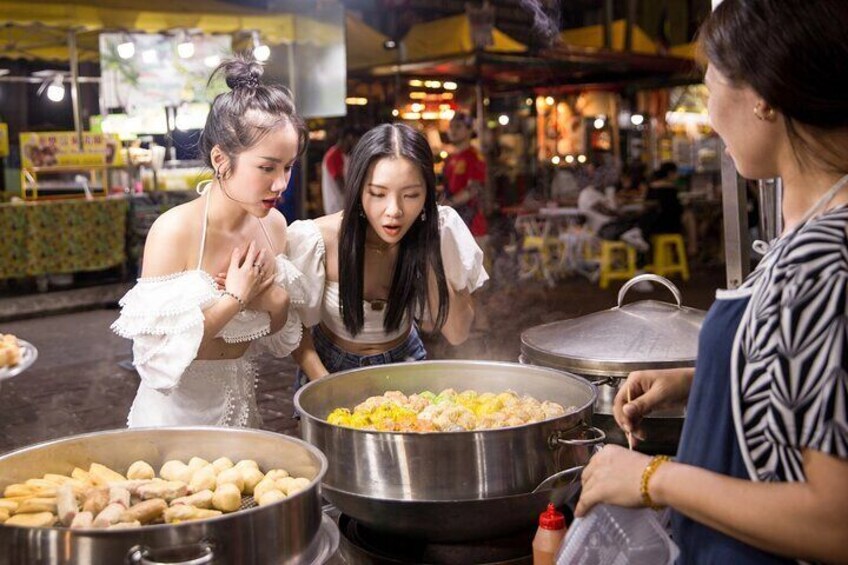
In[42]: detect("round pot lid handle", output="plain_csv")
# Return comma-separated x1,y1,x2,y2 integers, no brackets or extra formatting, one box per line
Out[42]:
617,274,682,308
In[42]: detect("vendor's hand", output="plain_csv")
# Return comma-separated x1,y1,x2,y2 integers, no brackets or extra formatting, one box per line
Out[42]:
613,368,694,444
223,242,268,305
575,445,651,517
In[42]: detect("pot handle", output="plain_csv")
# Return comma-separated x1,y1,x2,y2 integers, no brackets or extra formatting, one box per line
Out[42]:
127,541,215,565
617,274,682,308
532,465,583,493
549,425,606,448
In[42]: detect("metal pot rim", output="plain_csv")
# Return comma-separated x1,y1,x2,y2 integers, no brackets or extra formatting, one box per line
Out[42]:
322,481,576,505
0,426,329,532
294,360,597,435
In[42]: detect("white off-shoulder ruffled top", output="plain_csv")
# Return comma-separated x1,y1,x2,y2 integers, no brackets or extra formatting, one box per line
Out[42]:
286,205,489,344
111,190,319,428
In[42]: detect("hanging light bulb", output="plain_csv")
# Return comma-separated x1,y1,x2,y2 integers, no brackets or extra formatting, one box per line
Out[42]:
117,38,135,60
46,76,65,102
252,31,270,62
142,49,158,64
177,34,195,59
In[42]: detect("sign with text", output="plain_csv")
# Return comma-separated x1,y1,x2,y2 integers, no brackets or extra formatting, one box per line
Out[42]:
20,132,125,169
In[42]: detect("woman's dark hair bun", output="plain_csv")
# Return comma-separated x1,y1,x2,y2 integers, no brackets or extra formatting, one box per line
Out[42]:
220,55,264,91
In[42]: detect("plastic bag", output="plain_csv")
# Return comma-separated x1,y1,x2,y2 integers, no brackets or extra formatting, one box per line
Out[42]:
555,504,679,565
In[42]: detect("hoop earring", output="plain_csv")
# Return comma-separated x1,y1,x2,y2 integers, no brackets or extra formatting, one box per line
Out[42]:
420,211,426,221
215,168,221,180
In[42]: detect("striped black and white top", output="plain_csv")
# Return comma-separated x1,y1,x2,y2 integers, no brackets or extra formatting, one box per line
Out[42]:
731,205,848,483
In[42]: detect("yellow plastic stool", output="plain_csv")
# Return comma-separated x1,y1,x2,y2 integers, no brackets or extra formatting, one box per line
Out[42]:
650,234,690,281
599,240,637,289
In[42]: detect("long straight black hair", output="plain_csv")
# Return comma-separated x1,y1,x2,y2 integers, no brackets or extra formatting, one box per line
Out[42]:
338,123,449,336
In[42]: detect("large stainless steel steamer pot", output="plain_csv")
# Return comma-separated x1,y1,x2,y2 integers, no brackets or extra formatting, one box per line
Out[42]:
521,274,706,454
0,427,330,565
294,360,603,541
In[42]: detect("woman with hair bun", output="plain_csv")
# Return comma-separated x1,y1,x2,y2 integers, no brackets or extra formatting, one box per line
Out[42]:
575,1,848,563
112,54,318,428
288,123,487,382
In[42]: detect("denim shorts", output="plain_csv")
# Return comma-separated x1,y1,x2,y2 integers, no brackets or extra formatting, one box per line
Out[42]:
294,324,427,391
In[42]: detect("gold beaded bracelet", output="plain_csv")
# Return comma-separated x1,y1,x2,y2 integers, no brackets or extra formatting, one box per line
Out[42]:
640,455,670,510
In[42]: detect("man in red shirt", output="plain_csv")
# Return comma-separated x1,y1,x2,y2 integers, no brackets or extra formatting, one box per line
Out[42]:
321,127,360,215
443,113,488,239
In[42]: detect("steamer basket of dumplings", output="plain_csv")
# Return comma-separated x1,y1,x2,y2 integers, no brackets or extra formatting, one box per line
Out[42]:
0,427,338,564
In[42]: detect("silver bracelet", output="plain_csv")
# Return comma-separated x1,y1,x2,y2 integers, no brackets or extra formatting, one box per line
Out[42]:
221,290,246,312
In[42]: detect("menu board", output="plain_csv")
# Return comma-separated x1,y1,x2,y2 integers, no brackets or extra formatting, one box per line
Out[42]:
20,132,125,169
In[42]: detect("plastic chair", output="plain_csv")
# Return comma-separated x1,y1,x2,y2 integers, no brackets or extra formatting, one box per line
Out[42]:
649,234,690,281
598,240,637,289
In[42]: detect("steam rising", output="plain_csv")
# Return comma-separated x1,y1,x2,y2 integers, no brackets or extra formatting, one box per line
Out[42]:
519,0,562,47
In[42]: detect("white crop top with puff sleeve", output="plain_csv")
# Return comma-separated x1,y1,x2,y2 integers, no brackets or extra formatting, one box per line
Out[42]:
286,205,488,344
112,190,321,428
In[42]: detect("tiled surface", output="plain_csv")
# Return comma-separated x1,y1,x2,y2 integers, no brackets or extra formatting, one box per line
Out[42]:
0,267,725,455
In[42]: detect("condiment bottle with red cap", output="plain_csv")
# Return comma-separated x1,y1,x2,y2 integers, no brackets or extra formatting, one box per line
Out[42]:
532,503,567,565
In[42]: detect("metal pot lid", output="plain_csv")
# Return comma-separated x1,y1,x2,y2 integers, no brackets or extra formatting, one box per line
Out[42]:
521,274,706,378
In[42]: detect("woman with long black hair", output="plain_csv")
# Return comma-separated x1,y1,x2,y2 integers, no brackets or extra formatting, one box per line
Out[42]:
288,123,487,382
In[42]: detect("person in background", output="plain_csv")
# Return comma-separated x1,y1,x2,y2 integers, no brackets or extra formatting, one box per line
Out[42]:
576,1,848,563
644,161,684,234
577,182,650,252
112,54,317,428
550,163,581,204
443,113,489,245
617,161,649,204
321,126,361,215
288,123,488,384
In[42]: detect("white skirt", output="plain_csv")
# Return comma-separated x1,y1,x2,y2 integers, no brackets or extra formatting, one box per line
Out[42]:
127,357,262,428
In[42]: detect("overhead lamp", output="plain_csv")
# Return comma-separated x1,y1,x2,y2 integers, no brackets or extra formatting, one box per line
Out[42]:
345,97,368,106
142,49,158,64
409,92,427,99
117,38,136,60
630,113,645,126
391,109,400,117
577,154,587,164
593,116,606,130
410,103,423,112
525,97,533,106
551,155,561,165
252,31,270,62
383,39,397,50
46,76,65,102
408,79,423,87
443,81,457,91
177,32,195,59
498,114,509,126
545,96,555,106
565,154,575,164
